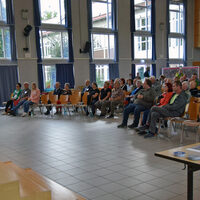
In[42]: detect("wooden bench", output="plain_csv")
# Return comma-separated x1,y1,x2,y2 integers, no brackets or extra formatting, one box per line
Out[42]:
0,161,85,200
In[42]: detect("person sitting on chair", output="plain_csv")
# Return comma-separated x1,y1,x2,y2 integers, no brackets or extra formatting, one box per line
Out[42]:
117,78,156,129
45,82,63,115
21,82,40,117
10,82,31,116
102,79,124,118
137,82,173,134
81,80,92,99
95,81,111,117
120,78,127,91
86,82,100,116
3,83,22,115
143,81,187,138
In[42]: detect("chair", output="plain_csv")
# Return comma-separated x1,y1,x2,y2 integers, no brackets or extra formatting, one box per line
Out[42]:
65,91,81,114
60,95,70,115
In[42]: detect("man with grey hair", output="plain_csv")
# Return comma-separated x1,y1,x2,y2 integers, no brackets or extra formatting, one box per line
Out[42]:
101,79,124,118
10,82,31,116
150,76,162,97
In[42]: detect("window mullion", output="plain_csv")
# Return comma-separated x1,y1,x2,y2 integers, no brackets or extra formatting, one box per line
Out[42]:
2,28,6,58
41,30,45,59
61,32,64,58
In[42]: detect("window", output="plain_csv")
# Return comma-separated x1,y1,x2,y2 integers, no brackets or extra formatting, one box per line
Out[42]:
38,0,71,60
168,0,185,61
133,0,152,60
136,64,152,80
96,64,109,87
0,0,7,22
92,33,115,59
43,65,56,91
132,0,154,77
40,0,65,25
134,36,152,59
92,0,112,29
90,0,117,61
0,0,12,59
40,30,69,59
169,63,184,68
168,37,183,59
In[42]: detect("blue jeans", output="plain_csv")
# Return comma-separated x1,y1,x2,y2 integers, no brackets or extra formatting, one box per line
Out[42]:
12,99,27,114
122,103,147,126
142,109,150,125
23,101,34,113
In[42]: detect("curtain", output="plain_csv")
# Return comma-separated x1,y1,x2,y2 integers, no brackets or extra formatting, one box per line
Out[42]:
151,0,156,61
131,64,136,79
0,66,18,106
38,64,44,92
152,64,156,77
112,0,117,31
33,0,42,62
33,0,41,26
109,63,119,80
90,64,96,83
65,0,74,62
115,33,119,62
56,64,75,88
6,0,16,61
130,0,135,32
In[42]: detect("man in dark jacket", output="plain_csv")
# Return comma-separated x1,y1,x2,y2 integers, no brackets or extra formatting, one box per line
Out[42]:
144,66,150,78
118,79,156,128
144,80,187,138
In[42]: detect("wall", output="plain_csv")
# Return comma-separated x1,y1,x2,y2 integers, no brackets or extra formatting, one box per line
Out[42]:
3,0,200,87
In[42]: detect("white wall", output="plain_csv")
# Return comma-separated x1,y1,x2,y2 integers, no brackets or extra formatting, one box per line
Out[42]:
4,0,200,86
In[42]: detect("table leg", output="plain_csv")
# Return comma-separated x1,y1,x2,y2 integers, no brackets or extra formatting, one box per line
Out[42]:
187,165,193,200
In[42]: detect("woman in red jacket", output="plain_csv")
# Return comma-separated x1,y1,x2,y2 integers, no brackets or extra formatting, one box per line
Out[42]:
157,83,173,107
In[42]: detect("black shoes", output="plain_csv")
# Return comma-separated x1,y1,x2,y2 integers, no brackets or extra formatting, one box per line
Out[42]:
45,111,50,115
107,114,114,118
138,130,148,135
99,114,105,118
127,124,137,129
117,124,127,128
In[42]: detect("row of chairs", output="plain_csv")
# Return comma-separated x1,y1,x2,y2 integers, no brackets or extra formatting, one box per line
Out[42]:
157,96,200,144
32,90,89,115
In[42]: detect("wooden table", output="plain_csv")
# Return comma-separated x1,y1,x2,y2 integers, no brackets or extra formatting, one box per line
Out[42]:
155,143,200,200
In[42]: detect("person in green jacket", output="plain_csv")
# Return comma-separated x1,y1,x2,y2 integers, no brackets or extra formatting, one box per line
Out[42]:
3,83,22,114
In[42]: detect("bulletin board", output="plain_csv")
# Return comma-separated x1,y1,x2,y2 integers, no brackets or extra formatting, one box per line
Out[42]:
162,66,200,79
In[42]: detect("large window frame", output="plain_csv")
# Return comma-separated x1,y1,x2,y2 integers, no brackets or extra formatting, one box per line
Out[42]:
36,0,73,62
0,0,14,60
131,0,156,77
89,0,118,62
88,0,118,82
168,0,186,66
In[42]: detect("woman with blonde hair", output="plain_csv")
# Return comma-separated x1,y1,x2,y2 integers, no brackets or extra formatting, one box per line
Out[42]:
21,83,40,117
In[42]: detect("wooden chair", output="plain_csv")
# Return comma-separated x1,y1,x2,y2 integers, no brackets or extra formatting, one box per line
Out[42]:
60,95,70,115
65,91,81,114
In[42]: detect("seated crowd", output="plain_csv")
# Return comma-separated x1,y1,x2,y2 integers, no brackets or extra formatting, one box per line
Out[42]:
2,70,200,138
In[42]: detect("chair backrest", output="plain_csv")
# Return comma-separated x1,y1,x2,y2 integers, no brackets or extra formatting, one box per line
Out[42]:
82,92,89,105
60,95,69,104
41,94,49,104
187,96,198,120
49,94,58,104
70,91,81,105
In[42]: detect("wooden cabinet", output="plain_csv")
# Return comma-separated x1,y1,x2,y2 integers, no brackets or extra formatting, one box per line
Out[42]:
194,0,200,47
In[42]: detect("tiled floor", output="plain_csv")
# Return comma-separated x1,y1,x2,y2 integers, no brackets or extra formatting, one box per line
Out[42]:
0,112,200,200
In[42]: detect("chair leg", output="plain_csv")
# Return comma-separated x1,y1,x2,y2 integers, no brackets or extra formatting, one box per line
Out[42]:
195,127,199,142
157,119,161,135
180,124,184,144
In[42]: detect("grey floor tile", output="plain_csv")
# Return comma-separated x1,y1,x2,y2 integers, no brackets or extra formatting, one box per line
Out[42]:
147,189,178,200
98,182,125,193
79,187,107,199
113,188,142,200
